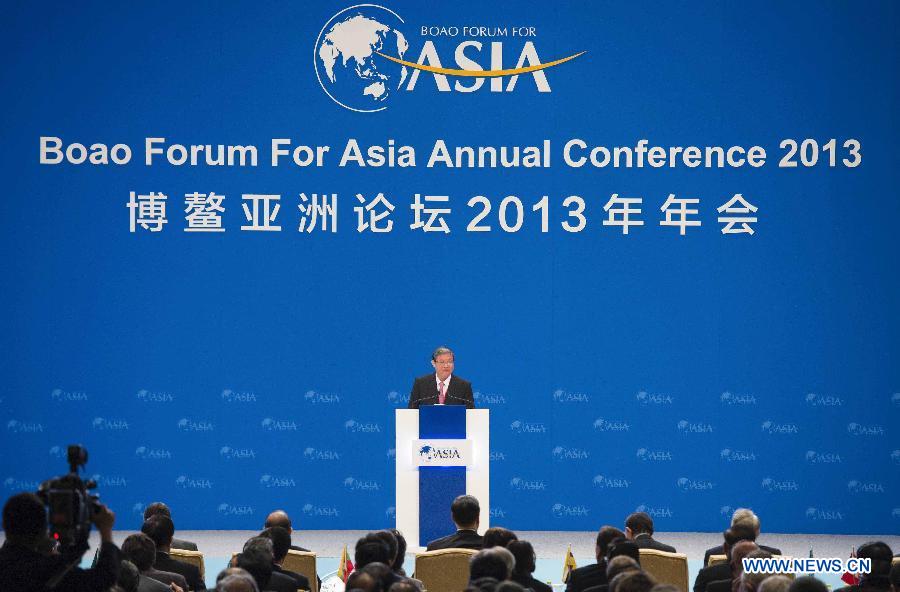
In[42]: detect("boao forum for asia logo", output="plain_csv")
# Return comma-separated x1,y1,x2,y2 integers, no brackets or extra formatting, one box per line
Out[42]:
313,4,585,112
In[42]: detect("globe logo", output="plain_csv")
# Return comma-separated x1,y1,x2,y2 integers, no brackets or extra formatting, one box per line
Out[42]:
314,4,410,112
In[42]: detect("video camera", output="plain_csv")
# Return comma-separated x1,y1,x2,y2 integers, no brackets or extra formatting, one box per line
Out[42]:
36,444,101,559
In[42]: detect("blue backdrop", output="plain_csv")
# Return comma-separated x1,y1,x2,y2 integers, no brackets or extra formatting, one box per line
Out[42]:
1,1,898,534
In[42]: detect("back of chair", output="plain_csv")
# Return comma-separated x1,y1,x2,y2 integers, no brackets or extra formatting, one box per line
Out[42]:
415,548,478,592
169,548,206,581
283,550,318,592
707,554,728,567
639,548,689,592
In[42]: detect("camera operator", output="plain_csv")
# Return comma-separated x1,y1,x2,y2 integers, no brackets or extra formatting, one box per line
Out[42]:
0,491,121,591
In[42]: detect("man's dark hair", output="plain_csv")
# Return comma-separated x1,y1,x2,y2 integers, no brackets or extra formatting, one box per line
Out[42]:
141,514,175,549
347,570,382,592
606,556,640,582
788,576,829,592
466,577,500,592
888,562,900,589
725,524,758,545
614,571,657,592
2,492,46,543
452,495,480,527
260,526,292,562
470,548,510,581
362,562,395,591
607,539,641,565
373,530,399,565
625,512,654,536
857,541,894,587
355,533,392,568
389,581,420,592
236,545,274,590
597,526,626,559
390,528,407,573
495,582,526,592
507,541,536,575
121,533,157,571
484,527,518,549
118,560,141,592
143,502,172,521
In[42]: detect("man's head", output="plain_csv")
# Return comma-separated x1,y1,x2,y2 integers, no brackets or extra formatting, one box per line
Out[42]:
470,547,513,581
260,526,292,564
730,541,760,576
730,509,761,538
625,512,654,539
788,577,829,592
389,528,407,572
613,572,657,592
596,526,626,561
606,556,640,582
264,509,293,533
758,575,793,592
355,533,392,568
607,540,641,565
118,560,141,592
141,515,175,552
507,540,536,575
372,530,399,566
121,533,157,572
347,570,380,592
740,550,775,592
723,525,758,559
432,346,455,381
484,527,518,549
451,494,480,529
236,543,274,591
889,561,900,592
143,502,172,521
2,492,46,546
857,541,894,585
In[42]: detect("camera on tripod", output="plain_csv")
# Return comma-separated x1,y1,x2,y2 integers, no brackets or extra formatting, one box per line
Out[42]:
37,444,101,555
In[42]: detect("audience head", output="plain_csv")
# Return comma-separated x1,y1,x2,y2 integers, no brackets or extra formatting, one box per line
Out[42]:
217,567,260,592
347,569,380,592
788,576,829,592
607,539,641,565
236,543,274,590
758,576,793,592
730,509,762,537
389,581,421,592
606,555,641,582
141,514,175,551
470,547,514,581
484,527,518,549
596,526,627,561
260,526,291,563
724,525,759,559
117,560,141,592
373,530,399,565
362,562,395,591
507,540,536,576
495,582,527,592
121,533,157,572
355,532,392,568
466,577,500,592
730,541,760,576
143,502,172,521
889,561,900,592
625,512,654,538
857,541,894,583
2,492,46,546
390,528,408,573
740,550,775,592
612,571,657,592
264,509,293,532
452,495,481,529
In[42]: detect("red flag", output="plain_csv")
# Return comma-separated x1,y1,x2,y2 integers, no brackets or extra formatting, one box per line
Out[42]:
841,547,859,586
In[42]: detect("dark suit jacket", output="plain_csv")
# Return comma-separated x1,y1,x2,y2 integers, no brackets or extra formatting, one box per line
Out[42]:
702,544,781,567
513,572,553,592
408,374,475,409
426,529,483,551
172,537,199,551
267,570,302,592
706,579,732,592
156,550,206,590
274,564,310,590
565,561,607,592
693,561,731,592
632,534,676,553
0,540,121,592
146,567,188,591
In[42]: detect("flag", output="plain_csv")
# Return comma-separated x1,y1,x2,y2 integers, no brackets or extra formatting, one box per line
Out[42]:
562,544,577,583
337,544,354,583
841,547,859,586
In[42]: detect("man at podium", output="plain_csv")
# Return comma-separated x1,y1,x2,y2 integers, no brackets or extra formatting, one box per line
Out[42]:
408,346,475,409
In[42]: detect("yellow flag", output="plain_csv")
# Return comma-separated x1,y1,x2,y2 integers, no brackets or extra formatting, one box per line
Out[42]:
562,544,577,583
337,544,354,582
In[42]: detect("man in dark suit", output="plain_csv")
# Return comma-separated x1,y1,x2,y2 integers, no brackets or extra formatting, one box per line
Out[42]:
565,526,626,592
265,509,310,553
705,540,759,592
695,527,755,592
353,534,405,587
142,515,206,590
703,509,781,566
261,526,311,591
144,502,198,552
121,533,188,591
408,346,475,409
625,512,676,553
426,495,484,550
239,537,299,592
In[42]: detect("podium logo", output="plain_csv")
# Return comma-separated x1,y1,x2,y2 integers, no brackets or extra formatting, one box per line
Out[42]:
635,504,673,519
220,446,257,460
475,391,507,405
552,446,589,460
510,477,547,491
720,391,757,405
593,475,630,489
302,503,340,517
636,448,673,462
260,474,297,488
51,388,88,402
554,389,589,403
805,393,844,406
261,418,298,431
419,445,462,461
91,474,128,488
136,389,174,403
344,476,381,491
805,450,842,464
218,503,255,516
222,389,258,403
806,507,843,521
510,420,546,433
847,423,884,436
4,477,40,491
677,477,715,491
304,390,341,404
847,480,885,494
303,447,341,461
345,419,382,433
677,419,714,434
720,449,757,462
636,390,674,406
387,391,410,405
176,475,213,489
761,420,799,435
92,417,130,431
593,418,630,432
551,503,590,517
7,420,44,433
135,446,172,460
761,477,799,492
177,418,214,432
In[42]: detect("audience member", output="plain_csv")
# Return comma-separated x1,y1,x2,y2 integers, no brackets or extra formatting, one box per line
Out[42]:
613,572,657,592
143,515,205,590
695,527,758,592
707,541,758,592
144,502,198,552
356,533,393,568
607,540,642,565
265,510,310,552
758,576,792,592
121,532,187,591
624,513,676,553
389,579,420,592
835,542,895,592
508,540,551,592
389,528,408,576
216,567,259,592
484,527,519,549
788,576,829,592
739,550,775,592
348,569,381,592
466,577,501,592
259,526,311,590
703,509,781,566
373,530,400,568
890,562,900,592
427,494,484,550
0,492,121,592
118,560,142,592
566,526,627,592
238,537,297,592
606,556,641,583
471,547,514,581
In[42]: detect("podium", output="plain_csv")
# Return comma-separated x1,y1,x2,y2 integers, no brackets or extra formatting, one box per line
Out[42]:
395,407,490,550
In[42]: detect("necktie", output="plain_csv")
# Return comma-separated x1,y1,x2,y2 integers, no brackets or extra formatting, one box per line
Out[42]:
438,381,446,404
